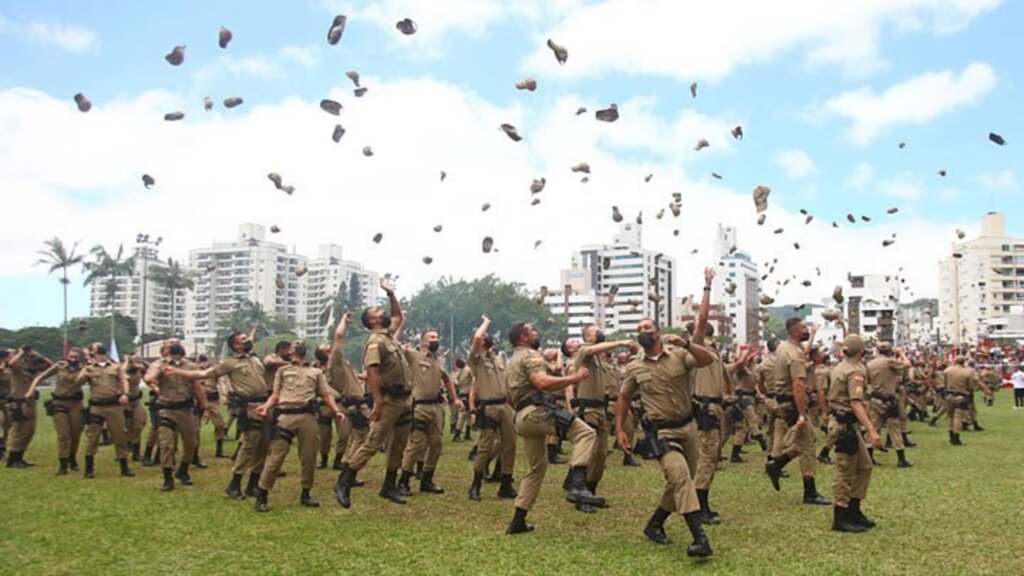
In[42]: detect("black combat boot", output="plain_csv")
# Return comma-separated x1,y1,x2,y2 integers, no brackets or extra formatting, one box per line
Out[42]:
950,431,965,446
119,457,135,477
754,434,768,452
884,434,893,448
414,460,424,480
192,449,208,469
84,455,95,478
161,468,175,492
333,465,355,508
506,507,534,535
868,448,880,466
301,488,320,508
144,448,161,468
643,507,672,545
903,432,917,448
57,457,69,475
896,450,913,468
6,451,27,469
622,452,641,467
730,445,745,463
215,440,227,459
468,472,483,501
254,488,269,513
928,416,939,427
225,473,245,500
420,469,445,494
451,428,462,443
497,473,517,499
564,466,606,508
467,445,478,461
245,472,260,497
463,427,471,441
332,453,344,470
973,422,984,432
849,498,876,528
682,511,713,558
350,469,365,487
766,454,792,491
696,489,720,524
397,470,414,497
547,444,566,464
818,447,833,465
132,443,141,462
832,506,866,533
318,453,328,469
802,476,830,505
141,445,154,466
175,463,194,485
486,459,503,483
379,470,407,505
69,453,80,471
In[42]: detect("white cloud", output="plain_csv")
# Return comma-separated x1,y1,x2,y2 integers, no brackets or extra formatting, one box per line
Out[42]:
977,169,1018,193
279,45,320,68
843,163,925,200
815,62,997,145
845,162,876,190
522,0,1000,81
0,14,98,52
774,149,817,180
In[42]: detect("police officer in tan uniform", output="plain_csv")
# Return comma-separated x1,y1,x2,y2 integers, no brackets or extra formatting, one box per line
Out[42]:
195,354,229,460
765,318,830,505
943,357,987,446
505,321,600,534
328,312,371,484
334,279,414,508
467,315,518,501
252,341,344,512
398,330,464,495
727,347,766,463
123,353,148,462
5,346,50,468
826,334,882,532
572,323,636,503
0,349,12,461
28,348,86,474
866,342,913,467
76,344,135,478
756,338,779,461
147,341,211,491
313,344,345,470
453,358,473,442
615,318,715,558
168,332,269,499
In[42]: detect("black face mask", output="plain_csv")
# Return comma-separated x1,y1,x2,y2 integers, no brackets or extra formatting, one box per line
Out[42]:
380,314,392,329
169,344,186,357
315,350,329,363
242,340,254,353
94,345,108,356
799,332,811,342
594,332,606,344
530,338,541,350
637,333,657,350
293,346,307,361
427,341,440,353
68,360,81,370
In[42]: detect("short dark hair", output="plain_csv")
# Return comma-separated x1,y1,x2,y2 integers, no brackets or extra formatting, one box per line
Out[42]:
560,339,573,358
684,322,695,335
227,332,246,349
785,317,803,331
361,307,374,330
638,317,660,330
274,341,291,355
455,358,466,369
767,337,780,353
508,322,527,346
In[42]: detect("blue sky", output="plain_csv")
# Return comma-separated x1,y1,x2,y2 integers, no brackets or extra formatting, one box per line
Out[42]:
2,0,1021,328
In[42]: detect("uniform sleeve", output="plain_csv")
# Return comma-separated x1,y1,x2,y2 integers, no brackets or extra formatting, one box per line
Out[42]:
787,349,808,381
572,346,590,372
315,371,331,397
210,359,232,379
524,352,547,376
682,349,697,369
849,369,866,401
363,336,382,368
621,365,640,399
272,368,284,396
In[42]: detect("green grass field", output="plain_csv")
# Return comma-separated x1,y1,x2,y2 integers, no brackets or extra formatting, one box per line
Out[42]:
2,392,1022,575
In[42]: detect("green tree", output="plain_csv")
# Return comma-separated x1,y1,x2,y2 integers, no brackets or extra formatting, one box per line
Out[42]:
149,258,195,338
0,314,137,359
34,237,85,355
348,273,364,310
82,244,136,346
216,300,295,345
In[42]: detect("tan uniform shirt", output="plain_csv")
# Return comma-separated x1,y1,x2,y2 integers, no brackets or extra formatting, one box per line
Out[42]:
327,346,363,399
693,350,726,399
273,363,330,408
734,366,756,394
456,367,474,396
0,365,10,397
756,353,776,392
943,365,977,395
263,354,288,389
363,329,410,390
39,362,84,397
622,348,698,422
8,363,32,397
572,345,618,403
82,361,125,400
407,349,446,401
772,341,807,396
468,351,506,401
506,347,547,408
211,354,267,397
828,359,867,412
866,356,902,397
154,358,198,403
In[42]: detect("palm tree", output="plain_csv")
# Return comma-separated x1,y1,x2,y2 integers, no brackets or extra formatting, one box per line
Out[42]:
35,237,85,354
83,244,136,345
149,258,195,338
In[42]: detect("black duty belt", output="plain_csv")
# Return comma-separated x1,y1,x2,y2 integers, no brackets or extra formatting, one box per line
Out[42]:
413,395,445,406
380,384,411,399
736,390,757,397
572,397,609,409
157,399,194,410
515,397,545,412
648,415,694,430
52,391,85,402
476,398,506,407
693,395,723,405
277,403,317,415
90,396,121,407
8,390,40,403
458,393,470,401
829,410,856,425
341,395,369,407
128,393,143,402
768,393,794,403
550,394,566,401
234,394,270,404
205,391,220,402
869,392,896,402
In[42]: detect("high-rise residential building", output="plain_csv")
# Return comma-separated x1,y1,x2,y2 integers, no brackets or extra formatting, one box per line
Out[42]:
87,241,185,339
545,223,674,336
302,244,380,340
903,300,938,347
711,224,761,345
938,212,1024,345
184,224,306,348
846,273,904,344
674,298,734,342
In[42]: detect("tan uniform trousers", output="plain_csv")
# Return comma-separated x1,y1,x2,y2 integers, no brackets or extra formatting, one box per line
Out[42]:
869,399,904,449
85,402,129,459
126,398,147,446
157,406,197,468
232,404,269,476
581,409,609,484
695,404,723,490
513,405,596,511
51,399,84,459
341,405,371,465
898,393,909,433
764,399,778,454
347,395,412,472
259,412,319,491
622,407,637,449
656,423,700,515
318,404,347,457
947,395,970,432
771,401,817,477
732,401,762,447
455,400,470,432
474,404,516,475
7,399,37,453
402,403,444,472
198,400,228,443
828,420,872,508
